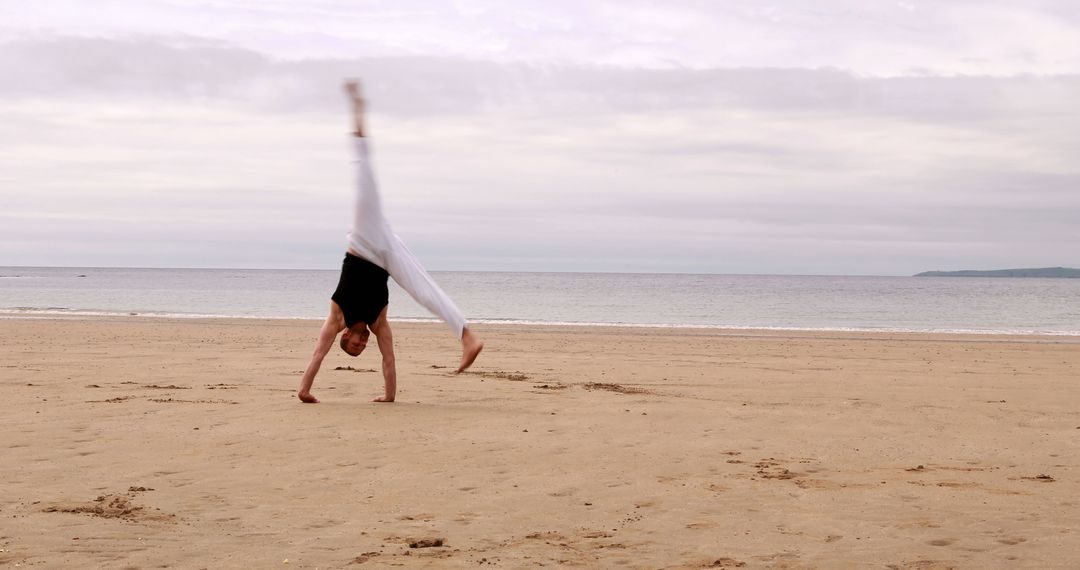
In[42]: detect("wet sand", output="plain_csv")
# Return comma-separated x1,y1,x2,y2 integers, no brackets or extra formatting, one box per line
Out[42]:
1,317,1078,569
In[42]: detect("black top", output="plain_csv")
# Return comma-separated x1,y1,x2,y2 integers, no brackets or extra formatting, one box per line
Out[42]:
331,252,389,328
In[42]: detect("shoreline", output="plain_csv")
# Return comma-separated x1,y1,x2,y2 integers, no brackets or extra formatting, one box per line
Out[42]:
3,311,1079,340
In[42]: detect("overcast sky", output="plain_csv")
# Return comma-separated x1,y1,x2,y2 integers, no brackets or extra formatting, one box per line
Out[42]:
2,1,1078,274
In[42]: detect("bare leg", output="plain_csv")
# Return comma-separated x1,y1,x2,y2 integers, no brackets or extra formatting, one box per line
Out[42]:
385,234,484,370
456,327,484,373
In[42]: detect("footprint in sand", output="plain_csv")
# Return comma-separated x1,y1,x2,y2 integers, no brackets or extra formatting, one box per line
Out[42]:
751,552,801,565
397,513,436,522
583,382,649,394
453,512,479,524
41,487,172,523
407,537,445,548
524,531,565,541
532,383,567,391
349,552,381,565
794,479,869,490
753,459,803,480
582,531,613,539
898,520,941,530
448,368,529,380
927,538,956,547
87,395,134,403
705,558,747,568
148,398,237,404
304,518,346,530
886,561,956,570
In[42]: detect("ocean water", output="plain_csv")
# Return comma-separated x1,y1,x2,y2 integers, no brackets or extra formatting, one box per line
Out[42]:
1,266,1078,335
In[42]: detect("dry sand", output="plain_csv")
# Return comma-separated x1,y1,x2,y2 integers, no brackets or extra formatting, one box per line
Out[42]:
1,317,1078,569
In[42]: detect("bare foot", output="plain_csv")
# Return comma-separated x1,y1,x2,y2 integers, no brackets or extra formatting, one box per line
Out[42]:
344,79,362,101
298,392,320,404
455,328,484,373
344,79,366,135
372,395,395,403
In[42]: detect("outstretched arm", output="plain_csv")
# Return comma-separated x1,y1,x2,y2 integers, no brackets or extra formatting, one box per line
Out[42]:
369,307,397,402
344,80,366,137
297,305,345,403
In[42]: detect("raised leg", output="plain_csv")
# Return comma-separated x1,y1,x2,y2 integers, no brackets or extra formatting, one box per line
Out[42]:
385,235,483,371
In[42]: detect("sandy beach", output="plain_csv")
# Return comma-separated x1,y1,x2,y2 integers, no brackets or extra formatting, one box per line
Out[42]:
1,317,1078,569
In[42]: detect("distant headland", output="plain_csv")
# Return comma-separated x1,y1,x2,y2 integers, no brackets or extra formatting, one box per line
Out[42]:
914,267,1080,278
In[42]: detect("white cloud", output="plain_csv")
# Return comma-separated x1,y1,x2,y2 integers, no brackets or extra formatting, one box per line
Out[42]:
6,1,1080,75
2,2,1079,273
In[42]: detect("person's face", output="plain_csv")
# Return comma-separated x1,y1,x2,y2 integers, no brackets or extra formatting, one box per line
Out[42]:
341,326,370,356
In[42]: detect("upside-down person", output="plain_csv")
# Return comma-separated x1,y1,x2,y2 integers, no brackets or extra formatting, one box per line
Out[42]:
297,80,483,404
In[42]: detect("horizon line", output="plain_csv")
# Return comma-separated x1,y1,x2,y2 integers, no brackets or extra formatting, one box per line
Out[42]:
0,263,922,278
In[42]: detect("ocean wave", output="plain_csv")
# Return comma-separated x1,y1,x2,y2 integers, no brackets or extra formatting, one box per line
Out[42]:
2,307,1077,336
0,307,304,320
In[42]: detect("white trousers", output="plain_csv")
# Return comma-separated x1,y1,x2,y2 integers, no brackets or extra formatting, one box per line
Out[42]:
347,138,466,339
384,234,467,339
